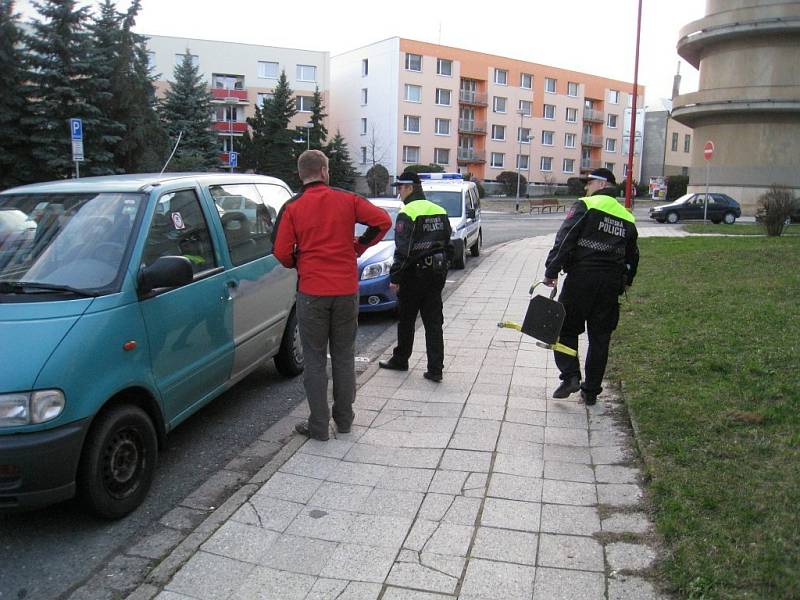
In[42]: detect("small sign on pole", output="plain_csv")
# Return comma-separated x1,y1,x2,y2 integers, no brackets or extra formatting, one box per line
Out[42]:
229,151,238,169
70,118,84,178
703,140,714,161
703,140,714,222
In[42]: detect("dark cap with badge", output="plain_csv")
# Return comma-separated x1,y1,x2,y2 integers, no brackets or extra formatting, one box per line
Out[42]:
580,167,616,186
390,170,421,187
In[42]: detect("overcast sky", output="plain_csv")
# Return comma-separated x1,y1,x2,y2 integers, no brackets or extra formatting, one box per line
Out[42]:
16,0,706,107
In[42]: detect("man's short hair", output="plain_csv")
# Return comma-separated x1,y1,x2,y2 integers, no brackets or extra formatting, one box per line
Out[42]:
297,149,328,182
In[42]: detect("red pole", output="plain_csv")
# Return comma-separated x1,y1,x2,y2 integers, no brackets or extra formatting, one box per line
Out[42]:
625,0,643,210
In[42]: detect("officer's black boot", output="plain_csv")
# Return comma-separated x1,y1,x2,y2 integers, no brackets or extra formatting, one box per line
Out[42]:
552,375,581,399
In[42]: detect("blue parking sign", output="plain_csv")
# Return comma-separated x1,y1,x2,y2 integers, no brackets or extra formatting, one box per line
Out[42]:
229,151,238,168
70,118,83,141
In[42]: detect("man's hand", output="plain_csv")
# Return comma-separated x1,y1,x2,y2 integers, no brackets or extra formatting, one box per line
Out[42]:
389,283,399,292
543,276,558,287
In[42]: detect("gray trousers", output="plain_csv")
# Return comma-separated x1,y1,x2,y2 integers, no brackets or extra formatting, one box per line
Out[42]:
296,292,358,437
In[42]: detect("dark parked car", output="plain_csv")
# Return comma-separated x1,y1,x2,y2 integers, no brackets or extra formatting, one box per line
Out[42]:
649,193,741,224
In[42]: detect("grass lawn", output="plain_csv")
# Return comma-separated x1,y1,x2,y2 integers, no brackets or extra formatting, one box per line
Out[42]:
607,236,800,599
683,223,800,236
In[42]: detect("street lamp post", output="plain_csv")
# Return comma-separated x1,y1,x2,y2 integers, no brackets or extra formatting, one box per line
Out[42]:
515,109,526,212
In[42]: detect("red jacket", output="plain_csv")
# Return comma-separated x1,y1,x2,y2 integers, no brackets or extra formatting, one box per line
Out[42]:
273,182,391,296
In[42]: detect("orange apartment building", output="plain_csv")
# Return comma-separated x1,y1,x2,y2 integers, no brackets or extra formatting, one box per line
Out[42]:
331,38,643,186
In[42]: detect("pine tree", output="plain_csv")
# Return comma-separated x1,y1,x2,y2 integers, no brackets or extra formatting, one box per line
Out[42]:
161,50,220,172
239,100,270,174
0,0,35,188
25,0,108,179
325,130,357,191
305,86,328,151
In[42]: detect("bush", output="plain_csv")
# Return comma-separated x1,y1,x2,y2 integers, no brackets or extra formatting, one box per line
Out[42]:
567,177,584,196
667,175,689,200
463,171,486,198
366,164,390,197
403,163,444,174
756,185,796,237
495,171,528,197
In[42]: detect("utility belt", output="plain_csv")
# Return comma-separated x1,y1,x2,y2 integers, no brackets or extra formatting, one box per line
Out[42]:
414,252,447,273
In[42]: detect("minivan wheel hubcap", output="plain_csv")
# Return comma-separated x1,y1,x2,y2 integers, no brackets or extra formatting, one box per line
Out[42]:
103,429,141,498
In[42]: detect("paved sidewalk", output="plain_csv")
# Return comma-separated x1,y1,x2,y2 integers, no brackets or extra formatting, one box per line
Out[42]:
143,231,682,600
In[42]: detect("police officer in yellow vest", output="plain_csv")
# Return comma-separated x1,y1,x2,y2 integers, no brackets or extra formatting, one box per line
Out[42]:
543,168,639,405
379,170,454,382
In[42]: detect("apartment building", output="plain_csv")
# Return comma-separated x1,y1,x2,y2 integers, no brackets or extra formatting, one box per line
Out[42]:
145,35,330,166
330,38,643,185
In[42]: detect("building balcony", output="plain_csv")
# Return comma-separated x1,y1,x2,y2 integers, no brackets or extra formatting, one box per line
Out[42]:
211,88,249,103
212,121,248,134
583,108,604,123
458,119,487,134
580,159,601,171
457,149,486,164
459,91,488,106
581,134,603,148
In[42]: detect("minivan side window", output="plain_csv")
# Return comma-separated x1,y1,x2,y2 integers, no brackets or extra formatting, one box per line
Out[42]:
209,183,278,265
143,190,217,275
470,187,480,210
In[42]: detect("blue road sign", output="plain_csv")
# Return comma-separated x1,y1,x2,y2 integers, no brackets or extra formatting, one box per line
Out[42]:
229,151,238,168
70,118,83,141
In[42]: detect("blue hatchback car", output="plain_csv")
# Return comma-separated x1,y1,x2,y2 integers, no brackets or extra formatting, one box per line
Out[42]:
0,173,303,518
356,198,401,313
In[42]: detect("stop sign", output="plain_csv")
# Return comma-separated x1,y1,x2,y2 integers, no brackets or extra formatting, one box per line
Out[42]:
704,140,714,161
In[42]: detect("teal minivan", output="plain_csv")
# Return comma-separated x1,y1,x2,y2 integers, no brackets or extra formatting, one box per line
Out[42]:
0,173,303,518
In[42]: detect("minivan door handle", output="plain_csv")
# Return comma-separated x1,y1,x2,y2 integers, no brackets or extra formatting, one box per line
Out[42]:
224,280,238,301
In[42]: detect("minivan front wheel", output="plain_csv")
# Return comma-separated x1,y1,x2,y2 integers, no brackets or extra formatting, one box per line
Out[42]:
77,404,157,519
452,239,466,269
470,231,481,257
275,308,304,376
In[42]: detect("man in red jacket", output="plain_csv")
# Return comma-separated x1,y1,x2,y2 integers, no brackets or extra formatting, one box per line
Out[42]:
273,150,391,441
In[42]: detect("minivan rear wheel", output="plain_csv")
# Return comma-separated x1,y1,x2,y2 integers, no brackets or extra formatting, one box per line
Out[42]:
275,308,304,377
77,404,157,519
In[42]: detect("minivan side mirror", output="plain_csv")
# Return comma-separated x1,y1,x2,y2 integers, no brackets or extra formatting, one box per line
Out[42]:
466,208,476,219
138,256,193,295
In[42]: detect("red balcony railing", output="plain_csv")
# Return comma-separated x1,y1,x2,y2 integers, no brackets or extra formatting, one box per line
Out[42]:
212,121,248,134
211,88,248,102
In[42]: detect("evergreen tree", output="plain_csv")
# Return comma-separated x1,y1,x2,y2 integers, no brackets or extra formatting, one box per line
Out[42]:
303,86,328,151
325,130,356,191
239,100,270,174
25,0,108,179
161,50,220,171
0,0,35,188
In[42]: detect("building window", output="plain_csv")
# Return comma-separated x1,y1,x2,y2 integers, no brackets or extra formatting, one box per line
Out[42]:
563,158,575,173
681,166,689,176
494,68,508,85
565,107,578,122
435,88,452,106
491,124,506,141
520,73,533,89
404,84,422,103
671,132,679,151
175,53,199,67
403,145,420,163
361,59,369,76
518,100,532,116
623,163,629,177
361,118,367,135
361,146,367,164
296,64,316,82
607,113,618,128
545,77,557,94
437,58,452,76
518,127,531,143
405,53,422,71
490,152,504,168
608,89,620,104
493,96,507,113
296,95,313,112
543,104,555,119
567,81,579,97
256,92,273,106
605,138,616,152
146,51,156,70
684,134,691,153
565,133,576,148
257,61,278,79
403,115,421,133
361,88,368,105
605,162,615,172
540,156,553,171
541,130,554,145
517,154,529,170
435,118,450,135
214,106,240,123
434,148,450,165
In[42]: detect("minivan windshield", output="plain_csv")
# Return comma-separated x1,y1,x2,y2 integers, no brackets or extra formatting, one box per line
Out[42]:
424,191,463,217
0,192,146,295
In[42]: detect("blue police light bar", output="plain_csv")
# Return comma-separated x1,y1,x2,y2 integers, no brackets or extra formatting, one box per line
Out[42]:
418,173,463,181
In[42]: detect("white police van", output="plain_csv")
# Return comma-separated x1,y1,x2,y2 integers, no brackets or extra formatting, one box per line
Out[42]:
418,173,482,269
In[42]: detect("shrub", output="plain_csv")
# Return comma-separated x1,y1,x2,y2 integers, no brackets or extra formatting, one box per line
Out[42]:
403,163,444,174
667,175,689,200
463,171,486,198
567,177,584,196
366,164,390,197
756,185,796,237
495,171,528,197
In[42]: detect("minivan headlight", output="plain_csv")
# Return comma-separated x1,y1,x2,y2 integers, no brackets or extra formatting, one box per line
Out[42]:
0,391,65,427
361,258,393,280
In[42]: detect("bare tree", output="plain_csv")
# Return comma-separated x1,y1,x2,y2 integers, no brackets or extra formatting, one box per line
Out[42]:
366,125,388,166
541,171,556,196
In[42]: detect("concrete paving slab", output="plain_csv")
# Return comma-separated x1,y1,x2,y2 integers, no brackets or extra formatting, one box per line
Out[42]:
201,520,279,564
597,483,643,507
256,533,338,575
544,460,596,483
608,575,666,599
601,512,653,534
229,566,315,600
532,567,605,600
285,506,359,542
471,526,538,565
439,449,493,472
480,498,542,532
344,514,413,549
428,470,469,494
541,479,597,506
460,558,536,600
606,542,657,571
164,552,253,599
540,504,602,536
319,543,398,583
422,522,474,557
487,473,543,502
538,533,605,572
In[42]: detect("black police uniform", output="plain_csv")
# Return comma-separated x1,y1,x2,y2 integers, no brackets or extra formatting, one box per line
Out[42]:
544,186,639,402
384,190,453,379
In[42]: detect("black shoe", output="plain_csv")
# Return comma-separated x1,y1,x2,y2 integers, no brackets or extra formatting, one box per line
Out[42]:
423,371,442,382
579,390,597,406
336,423,351,434
379,359,408,371
295,421,329,441
553,376,581,399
